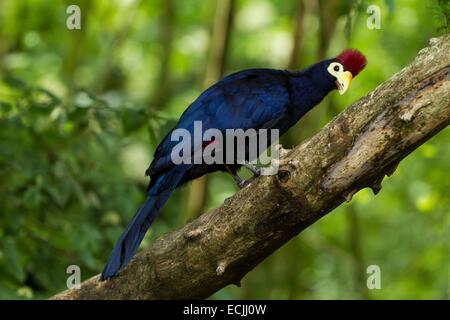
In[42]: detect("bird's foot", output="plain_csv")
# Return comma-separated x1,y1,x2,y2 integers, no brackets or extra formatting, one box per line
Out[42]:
271,158,293,167
238,176,257,189
238,180,247,188
225,163,260,189
274,144,292,158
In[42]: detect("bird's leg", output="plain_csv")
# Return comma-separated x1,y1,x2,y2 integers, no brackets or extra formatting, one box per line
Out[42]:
241,161,261,176
224,165,246,188
225,162,261,189
237,161,261,187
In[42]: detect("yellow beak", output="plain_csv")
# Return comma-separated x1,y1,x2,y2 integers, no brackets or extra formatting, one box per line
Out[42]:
336,71,353,95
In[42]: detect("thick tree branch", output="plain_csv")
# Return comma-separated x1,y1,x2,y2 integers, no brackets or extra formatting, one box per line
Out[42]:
52,34,450,300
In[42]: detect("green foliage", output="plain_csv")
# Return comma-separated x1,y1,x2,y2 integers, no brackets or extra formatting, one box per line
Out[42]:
0,0,448,299
0,76,174,298
435,0,450,32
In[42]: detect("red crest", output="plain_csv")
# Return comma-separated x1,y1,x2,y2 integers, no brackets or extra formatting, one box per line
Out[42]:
336,49,367,76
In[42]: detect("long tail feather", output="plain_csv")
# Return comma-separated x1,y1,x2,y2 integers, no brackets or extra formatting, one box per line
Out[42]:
100,166,188,280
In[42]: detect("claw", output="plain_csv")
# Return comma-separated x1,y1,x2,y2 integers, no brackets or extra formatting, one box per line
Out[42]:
274,144,292,157
238,177,256,189
225,163,259,189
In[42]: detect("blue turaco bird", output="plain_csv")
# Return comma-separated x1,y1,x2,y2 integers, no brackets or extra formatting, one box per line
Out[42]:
101,49,367,280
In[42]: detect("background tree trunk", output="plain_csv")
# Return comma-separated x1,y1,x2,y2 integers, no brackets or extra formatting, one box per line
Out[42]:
287,0,305,71
148,0,175,110
52,34,450,300
185,0,235,220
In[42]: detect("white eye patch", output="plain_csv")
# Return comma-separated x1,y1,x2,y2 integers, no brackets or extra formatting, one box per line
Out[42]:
327,62,344,77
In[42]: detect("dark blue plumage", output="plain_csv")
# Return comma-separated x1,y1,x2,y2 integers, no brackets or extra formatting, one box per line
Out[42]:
101,52,366,280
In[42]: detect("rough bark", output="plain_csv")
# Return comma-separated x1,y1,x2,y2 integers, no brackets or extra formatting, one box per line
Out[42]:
52,34,450,300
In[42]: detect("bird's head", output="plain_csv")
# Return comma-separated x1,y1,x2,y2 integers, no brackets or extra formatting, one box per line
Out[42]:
327,49,367,95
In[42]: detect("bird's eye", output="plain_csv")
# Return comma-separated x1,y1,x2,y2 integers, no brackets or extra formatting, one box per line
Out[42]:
327,62,344,77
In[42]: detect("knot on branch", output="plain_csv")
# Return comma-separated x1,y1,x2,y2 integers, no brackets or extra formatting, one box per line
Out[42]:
184,228,204,240
277,169,291,183
216,261,228,276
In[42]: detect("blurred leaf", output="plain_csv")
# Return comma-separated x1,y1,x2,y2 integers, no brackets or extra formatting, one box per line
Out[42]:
2,237,25,282
3,75,27,90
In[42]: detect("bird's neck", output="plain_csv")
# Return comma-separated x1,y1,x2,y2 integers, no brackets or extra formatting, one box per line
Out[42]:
288,64,335,118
